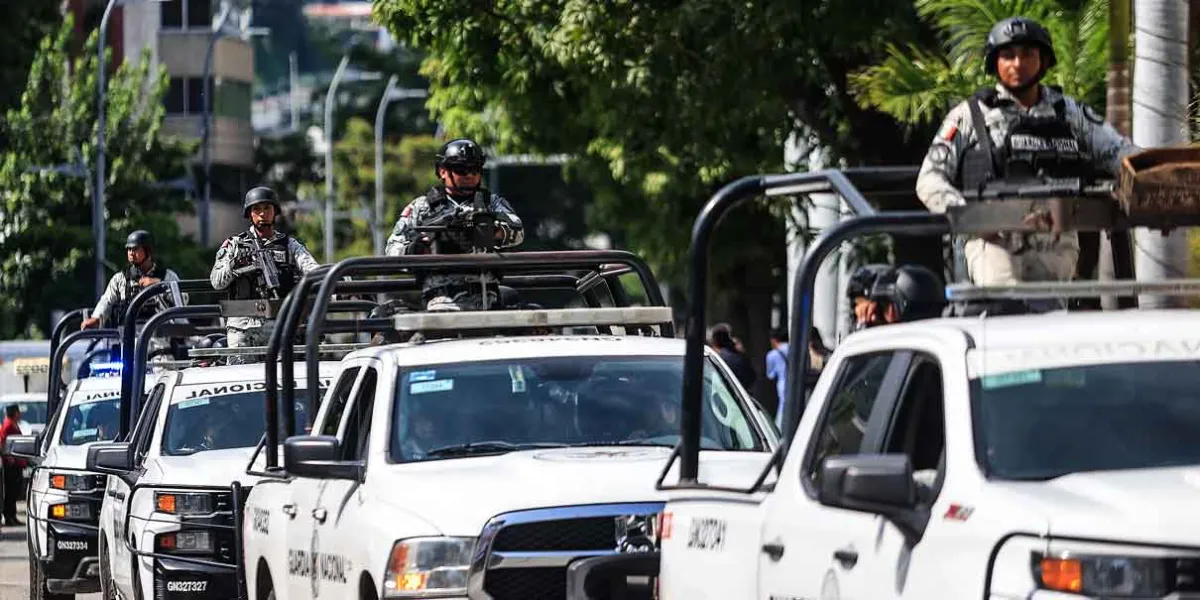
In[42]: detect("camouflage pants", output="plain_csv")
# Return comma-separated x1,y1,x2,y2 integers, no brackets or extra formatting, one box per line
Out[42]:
224,317,276,365
963,232,1079,285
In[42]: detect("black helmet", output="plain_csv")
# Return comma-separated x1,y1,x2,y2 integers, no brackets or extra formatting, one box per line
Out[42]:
984,17,1057,76
846,264,891,301
125,230,153,252
870,265,947,322
434,139,486,173
243,186,282,218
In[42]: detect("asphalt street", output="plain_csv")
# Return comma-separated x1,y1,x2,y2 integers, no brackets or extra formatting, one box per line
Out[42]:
0,502,100,600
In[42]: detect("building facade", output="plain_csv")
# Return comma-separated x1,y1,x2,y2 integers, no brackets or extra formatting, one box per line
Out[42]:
66,0,256,245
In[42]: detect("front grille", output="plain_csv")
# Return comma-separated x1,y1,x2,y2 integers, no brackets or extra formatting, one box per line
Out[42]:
491,517,616,552
484,567,565,600
1173,558,1200,592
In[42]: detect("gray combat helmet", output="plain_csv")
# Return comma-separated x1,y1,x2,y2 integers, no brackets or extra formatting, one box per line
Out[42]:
243,186,282,218
984,16,1057,76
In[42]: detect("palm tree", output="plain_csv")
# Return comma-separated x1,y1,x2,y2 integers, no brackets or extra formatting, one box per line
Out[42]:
849,0,1110,128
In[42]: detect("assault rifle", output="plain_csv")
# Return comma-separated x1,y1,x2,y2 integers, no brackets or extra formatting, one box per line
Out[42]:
411,203,501,254
249,235,283,299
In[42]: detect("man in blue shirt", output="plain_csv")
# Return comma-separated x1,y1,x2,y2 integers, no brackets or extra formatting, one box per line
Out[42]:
766,328,790,429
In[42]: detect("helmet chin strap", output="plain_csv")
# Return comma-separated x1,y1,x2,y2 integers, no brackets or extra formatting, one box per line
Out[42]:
445,170,480,197
1000,69,1043,96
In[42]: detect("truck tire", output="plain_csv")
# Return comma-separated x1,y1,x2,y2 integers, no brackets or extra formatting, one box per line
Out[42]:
28,539,72,600
100,539,117,600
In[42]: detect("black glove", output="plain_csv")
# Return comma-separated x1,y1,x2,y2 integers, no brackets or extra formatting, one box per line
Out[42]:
232,246,255,268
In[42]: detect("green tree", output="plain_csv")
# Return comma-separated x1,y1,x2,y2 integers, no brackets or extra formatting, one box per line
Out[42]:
0,19,204,338
373,0,929,372
850,0,1110,127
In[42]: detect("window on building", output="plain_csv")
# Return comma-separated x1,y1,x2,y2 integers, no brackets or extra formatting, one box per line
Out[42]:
161,0,183,28
188,76,213,115
186,0,212,29
164,77,186,113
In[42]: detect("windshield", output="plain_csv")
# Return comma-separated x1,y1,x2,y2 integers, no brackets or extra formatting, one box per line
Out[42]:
162,387,321,456
973,361,1200,480
60,396,121,446
390,355,765,462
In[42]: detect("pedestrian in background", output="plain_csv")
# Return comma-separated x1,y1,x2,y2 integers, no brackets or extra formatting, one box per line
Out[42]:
0,404,26,526
708,323,757,392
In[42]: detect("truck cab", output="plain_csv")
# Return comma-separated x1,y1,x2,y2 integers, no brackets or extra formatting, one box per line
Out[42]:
90,360,335,600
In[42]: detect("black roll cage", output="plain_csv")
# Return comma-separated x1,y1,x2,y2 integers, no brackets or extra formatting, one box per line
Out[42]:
257,250,669,471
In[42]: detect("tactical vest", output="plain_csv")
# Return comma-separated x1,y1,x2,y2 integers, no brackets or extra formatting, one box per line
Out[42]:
111,264,168,325
228,232,299,300
958,86,1092,195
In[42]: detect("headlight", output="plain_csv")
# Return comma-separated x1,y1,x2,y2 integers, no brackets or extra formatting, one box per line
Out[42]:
155,492,214,515
49,502,93,521
50,473,94,491
156,531,215,555
383,537,474,597
1034,552,1169,597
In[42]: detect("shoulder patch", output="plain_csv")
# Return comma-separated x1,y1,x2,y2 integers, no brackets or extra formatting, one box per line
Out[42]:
402,203,413,218
1081,102,1105,125
942,124,958,142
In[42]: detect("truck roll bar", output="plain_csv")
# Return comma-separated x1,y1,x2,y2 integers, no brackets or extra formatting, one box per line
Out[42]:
118,279,220,416
303,251,669,418
49,308,89,373
48,329,120,417
673,167,922,488
123,305,223,437
258,250,669,470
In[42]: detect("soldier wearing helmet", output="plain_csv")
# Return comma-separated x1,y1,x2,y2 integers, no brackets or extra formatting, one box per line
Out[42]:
211,186,320,353
867,265,948,324
385,139,525,311
82,230,182,330
916,16,1138,289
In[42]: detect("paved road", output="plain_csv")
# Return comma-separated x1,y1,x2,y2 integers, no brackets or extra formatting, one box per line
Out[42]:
0,502,100,600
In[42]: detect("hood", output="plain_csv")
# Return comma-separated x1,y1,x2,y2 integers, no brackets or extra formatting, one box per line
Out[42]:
989,466,1200,546
45,443,100,471
371,446,771,536
145,447,260,488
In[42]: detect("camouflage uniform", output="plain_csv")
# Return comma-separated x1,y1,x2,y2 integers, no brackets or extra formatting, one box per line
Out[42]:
210,229,320,358
91,264,183,327
917,83,1138,286
385,186,524,311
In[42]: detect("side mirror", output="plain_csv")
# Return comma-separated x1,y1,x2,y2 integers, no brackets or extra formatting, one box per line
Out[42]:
5,435,40,460
818,454,929,543
283,436,361,480
86,442,134,475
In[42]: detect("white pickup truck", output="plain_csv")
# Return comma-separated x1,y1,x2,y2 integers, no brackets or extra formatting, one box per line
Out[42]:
87,361,335,600
657,309,1200,600
7,366,139,600
240,308,779,600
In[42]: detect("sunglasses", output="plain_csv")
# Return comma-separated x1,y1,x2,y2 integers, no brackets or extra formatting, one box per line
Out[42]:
447,164,481,176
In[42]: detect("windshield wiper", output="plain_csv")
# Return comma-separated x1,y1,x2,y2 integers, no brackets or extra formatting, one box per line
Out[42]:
423,441,571,458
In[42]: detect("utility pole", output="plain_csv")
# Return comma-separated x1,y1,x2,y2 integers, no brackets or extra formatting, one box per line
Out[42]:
324,55,350,263
1133,0,1190,307
374,75,399,255
289,52,299,132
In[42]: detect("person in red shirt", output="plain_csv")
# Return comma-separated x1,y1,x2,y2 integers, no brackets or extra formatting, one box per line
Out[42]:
0,404,26,526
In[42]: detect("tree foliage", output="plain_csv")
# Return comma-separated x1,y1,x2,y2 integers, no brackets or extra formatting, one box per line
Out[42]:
850,0,1110,128
372,0,929,369
0,19,203,338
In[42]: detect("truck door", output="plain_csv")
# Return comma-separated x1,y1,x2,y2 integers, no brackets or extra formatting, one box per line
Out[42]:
284,365,361,599
111,381,166,594
757,350,909,600
855,351,949,599
310,363,379,598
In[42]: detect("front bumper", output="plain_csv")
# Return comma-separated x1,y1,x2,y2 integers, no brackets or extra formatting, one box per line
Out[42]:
152,557,239,599
43,521,101,594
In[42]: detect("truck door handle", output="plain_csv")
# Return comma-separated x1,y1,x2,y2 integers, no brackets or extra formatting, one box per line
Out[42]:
761,541,785,561
311,508,327,524
834,547,858,569
281,504,296,519
108,490,125,501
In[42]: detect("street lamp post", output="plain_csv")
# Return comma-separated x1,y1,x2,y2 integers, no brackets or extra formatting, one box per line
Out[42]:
324,55,350,263
96,0,168,301
373,77,428,254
